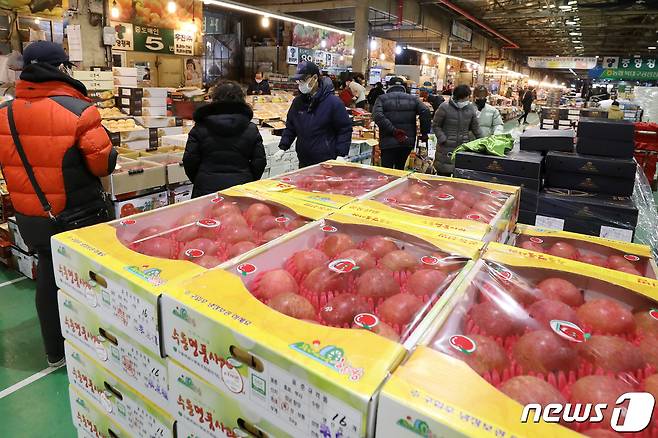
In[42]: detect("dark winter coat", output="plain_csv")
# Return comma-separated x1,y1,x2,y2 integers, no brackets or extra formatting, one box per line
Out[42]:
367,86,385,107
521,90,535,111
279,77,352,166
432,99,483,174
247,80,271,96
372,85,432,150
184,101,266,198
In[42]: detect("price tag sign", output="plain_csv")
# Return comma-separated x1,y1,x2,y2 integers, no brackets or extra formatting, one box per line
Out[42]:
133,25,174,54
174,31,194,56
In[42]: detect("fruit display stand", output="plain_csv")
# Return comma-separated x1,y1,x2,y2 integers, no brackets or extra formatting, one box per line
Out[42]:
342,173,520,243
377,243,658,438
511,224,658,279
52,187,333,359
243,160,410,209
161,213,482,438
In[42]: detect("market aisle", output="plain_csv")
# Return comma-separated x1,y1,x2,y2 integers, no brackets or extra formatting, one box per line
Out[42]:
502,111,539,133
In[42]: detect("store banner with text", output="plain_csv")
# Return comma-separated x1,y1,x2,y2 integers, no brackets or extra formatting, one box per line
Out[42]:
589,57,658,80
286,46,344,68
291,25,353,56
106,0,202,29
528,56,597,69
112,22,196,55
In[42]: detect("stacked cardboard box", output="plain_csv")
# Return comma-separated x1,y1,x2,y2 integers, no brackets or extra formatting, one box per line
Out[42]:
112,66,139,87
520,127,575,153
7,216,37,279
72,70,114,97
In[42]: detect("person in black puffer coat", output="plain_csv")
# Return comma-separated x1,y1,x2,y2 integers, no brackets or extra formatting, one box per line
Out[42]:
372,77,431,170
184,81,266,197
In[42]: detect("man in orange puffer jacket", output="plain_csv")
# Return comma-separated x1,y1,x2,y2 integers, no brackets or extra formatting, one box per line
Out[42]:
0,41,117,366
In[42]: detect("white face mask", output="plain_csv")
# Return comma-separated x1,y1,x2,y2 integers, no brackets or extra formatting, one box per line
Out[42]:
298,76,317,95
255,79,262,84
455,100,469,109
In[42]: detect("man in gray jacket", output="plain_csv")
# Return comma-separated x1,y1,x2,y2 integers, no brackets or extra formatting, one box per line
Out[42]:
372,77,431,169
432,84,483,175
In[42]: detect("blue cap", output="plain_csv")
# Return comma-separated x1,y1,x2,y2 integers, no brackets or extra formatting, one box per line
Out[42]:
291,61,320,80
23,41,70,66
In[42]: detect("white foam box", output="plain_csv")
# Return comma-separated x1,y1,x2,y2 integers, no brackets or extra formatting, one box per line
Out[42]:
103,157,166,195
146,152,188,185
7,216,30,254
135,116,180,128
73,71,113,81
117,138,155,150
155,126,192,138
69,386,131,438
11,246,37,279
134,106,172,117
112,190,169,219
119,87,169,98
82,80,115,91
112,67,138,77
170,183,193,204
65,342,175,437
114,76,139,87
58,291,169,405
161,134,189,148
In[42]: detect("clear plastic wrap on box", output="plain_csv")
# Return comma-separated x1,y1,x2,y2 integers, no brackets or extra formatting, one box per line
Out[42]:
512,224,658,279
422,243,658,436
632,165,658,258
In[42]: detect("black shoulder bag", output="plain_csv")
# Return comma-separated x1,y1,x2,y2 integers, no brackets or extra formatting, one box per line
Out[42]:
7,101,111,232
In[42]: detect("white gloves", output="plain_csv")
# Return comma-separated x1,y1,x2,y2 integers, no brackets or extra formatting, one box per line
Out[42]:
272,149,285,160
335,156,347,162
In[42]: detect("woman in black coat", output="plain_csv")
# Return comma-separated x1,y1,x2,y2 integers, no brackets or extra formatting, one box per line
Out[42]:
184,81,266,197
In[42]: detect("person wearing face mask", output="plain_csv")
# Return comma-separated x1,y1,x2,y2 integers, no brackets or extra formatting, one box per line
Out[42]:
473,85,503,137
432,84,483,175
0,41,117,367
247,72,271,96
275,62,352,167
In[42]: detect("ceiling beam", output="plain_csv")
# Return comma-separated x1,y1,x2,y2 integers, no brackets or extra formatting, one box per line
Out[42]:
246,0,356,13
484,8,658,20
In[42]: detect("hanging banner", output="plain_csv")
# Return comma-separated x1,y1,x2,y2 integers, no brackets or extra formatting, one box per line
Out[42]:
451,20,472,42
528,56,597,69
113,23,196,55
589,57,658,80
133,25,174,54
292,25,353,56
287,46,342,67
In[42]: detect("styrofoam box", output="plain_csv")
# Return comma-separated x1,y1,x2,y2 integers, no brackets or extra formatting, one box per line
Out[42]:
135,116,178,128
161,133,188,148
82,80,115,91
114,76,138,87
170,183,193,204
7,217,30,254
11,246,37,279
73,71,113,81
112,67,138,77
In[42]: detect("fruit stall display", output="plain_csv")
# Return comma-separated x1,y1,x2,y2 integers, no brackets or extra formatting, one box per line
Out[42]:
52,187,332,358
376,242,658,438
161,213,482,437
243,160,410,209
343,173,520,242
512,224,658,279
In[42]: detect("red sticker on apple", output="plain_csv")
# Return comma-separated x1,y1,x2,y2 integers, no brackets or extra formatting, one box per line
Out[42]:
321,164,333,169
649,309,658,321
184,249,205,259
420,255,440,266
489,190,502,197
466,214,482,221
328,258,357,274
624,254,640,262
275,216,289,223
211,196,224,204
550,320,589,343
354,313,379,329
497,269,513,281
119,219,136,226
377,175,389,180
237,263,257,276
435,193,454,201
327,176,343,183
197,218,220,228
449,335,477,354
322,225,338,233
385,197,397,203
529,237,544,244
280,177,292,183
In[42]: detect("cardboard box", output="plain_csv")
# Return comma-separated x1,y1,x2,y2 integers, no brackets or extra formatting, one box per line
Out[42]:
145,152,188,185
65,342,175,437
454,150,543,180
69,386,131,438
545,171,635,196
120,106,174,117
520,128,575,152
162,214,482,437
112,190,169,219
81,80,115,91
8,216,31,254
135,116,182,128
112,67,138,77
540,107,568,120
535,214,636,242
102,157,167,196
244,160,409,209
160,133,189,148
52,189,332,356
117,137,159,150
119,87,170,99
170,183,193,204
341,173,520,243
117,96,172,108
114,76,139,87
576,136,635,159
73,71,113,81
545,151,636,180
59,291,169,404
107,128,150,146
578,117,634,141
517,208,537,225
11,246,37,279
452,168,539,212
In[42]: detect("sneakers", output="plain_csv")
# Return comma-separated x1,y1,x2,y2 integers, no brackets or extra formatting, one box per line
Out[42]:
47,356,65,368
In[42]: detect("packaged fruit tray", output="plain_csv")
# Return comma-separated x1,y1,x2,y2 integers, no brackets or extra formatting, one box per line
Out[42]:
161,213,482,438
343,173,520,242
243,160,410,209
52,187,332,357
512,224,658,279
377,243,658,438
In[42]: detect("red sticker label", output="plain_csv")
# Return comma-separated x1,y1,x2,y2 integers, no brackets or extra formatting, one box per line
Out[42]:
236,263,257,276
550,320,589,343
197,218,220,228
377,175,389,181
354,313,379,329
489,190,502,197
435,193,454,201
321,164,333,169
420,255,440,266
211,196,224,204
184,249,205,258
385,197,397,203
321,225,338,233
650,309,658,321
449,335,477,354
280,177,292,182
624,254,640,262
497,269,513,281
529,237,544,244
119,219,136,226
275,216,289,223
328,258,357,274
327,176,343,182
466,214,482,221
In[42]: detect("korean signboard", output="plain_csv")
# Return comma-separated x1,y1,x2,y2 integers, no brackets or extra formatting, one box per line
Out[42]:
589,57,658,80
286,46,343,68
112,22,195,55
528,56,597,69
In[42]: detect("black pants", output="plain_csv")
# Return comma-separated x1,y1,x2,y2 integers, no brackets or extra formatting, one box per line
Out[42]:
356,100,367,109
518,105,531,123
35,246,64,361
381,147,411,170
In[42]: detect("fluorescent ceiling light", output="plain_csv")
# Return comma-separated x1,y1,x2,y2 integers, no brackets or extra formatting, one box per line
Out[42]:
203,0,352,35
649,46,657,50
569,32,582,36
565,21,577,25
574,46,583,49
405,45,481,68
525,1,534,5
558,5,572,10
568,0,578,4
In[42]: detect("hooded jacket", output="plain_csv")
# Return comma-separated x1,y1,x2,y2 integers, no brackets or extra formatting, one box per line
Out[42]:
184,100,266,197
477,103,504,137
279,76,352,166
372,84,431,150
0,63,116,219
432,99,483,174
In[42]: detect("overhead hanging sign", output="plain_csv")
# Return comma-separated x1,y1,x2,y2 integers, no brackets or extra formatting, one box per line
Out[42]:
292,25,353,55
286,46,299,64
589,57,658,80
286,46,344,68
528,56,597,69
451,20,472,42
112,22,196,55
